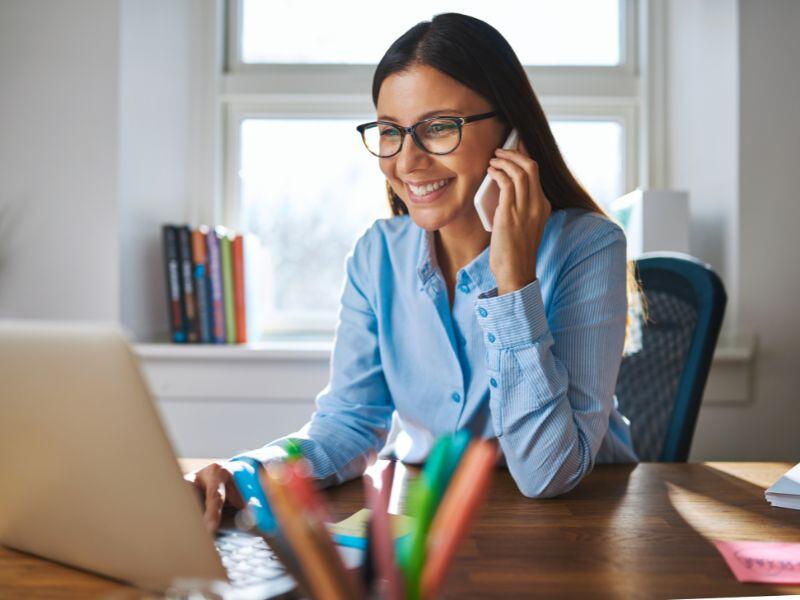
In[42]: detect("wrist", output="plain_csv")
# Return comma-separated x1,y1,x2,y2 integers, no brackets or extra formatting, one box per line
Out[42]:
497,274,537,296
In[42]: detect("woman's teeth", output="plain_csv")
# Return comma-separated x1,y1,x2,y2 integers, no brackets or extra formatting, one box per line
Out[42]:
409,178,451,196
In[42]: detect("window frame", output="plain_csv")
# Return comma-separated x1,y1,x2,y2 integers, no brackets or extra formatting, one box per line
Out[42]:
219,0,646,337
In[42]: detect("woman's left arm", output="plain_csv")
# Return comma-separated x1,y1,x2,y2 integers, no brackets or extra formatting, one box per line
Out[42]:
480,144,628,498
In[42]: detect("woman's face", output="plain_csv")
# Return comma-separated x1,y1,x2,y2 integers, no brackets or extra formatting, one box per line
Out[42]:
376,64,507,232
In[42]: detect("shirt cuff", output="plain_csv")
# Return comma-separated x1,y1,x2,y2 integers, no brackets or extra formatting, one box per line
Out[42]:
230,444,289,468
474,279,549,349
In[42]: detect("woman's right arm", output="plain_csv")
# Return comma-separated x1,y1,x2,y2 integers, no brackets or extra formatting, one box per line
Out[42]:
187,227,395,529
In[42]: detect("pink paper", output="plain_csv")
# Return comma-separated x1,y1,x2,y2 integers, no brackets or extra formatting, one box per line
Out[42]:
714,540,800,584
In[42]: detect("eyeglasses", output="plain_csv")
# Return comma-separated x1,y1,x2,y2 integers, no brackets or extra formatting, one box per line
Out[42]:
356,111,499,158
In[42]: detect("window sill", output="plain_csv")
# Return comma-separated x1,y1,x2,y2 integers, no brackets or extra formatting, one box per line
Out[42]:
135,333,756,406
134,340,333,362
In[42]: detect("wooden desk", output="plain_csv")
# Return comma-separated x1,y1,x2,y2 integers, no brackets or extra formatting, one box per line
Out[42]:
2,462,799,599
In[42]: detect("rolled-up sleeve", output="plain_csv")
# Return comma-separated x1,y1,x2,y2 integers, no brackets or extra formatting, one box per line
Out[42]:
474,227,628,498
233,228,394,487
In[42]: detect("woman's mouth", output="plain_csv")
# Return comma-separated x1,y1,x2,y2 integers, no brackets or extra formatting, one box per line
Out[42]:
404,178,454,204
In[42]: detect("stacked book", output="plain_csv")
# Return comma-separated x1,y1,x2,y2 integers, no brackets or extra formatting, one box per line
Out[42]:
162,224,258,344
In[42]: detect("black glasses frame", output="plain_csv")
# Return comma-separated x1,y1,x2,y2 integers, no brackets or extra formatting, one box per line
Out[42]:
356,110,499,158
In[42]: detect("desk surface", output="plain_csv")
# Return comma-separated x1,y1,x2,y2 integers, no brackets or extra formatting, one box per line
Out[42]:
2,461,799,599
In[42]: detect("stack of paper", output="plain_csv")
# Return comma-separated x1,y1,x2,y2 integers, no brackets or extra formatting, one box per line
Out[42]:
765,462,800,509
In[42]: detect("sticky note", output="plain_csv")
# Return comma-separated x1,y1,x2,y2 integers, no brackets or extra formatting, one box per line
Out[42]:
327,508,412,550
713,540,800,584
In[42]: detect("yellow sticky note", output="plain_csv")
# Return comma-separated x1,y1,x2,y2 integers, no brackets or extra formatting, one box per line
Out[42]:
328,508,412,541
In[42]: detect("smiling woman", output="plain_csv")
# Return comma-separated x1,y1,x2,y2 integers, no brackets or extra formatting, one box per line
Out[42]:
190,12,639,527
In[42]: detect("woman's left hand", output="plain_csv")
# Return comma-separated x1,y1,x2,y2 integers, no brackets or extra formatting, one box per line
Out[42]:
486,140,552,296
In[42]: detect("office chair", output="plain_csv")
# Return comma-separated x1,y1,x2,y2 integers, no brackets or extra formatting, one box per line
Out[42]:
615,252,727,462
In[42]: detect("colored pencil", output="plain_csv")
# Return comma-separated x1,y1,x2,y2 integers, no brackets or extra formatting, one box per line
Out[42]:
420,439,498,600
364,462,404,600
261,462,354,600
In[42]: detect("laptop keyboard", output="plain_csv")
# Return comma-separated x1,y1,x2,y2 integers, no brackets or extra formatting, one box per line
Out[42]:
214,529,290,589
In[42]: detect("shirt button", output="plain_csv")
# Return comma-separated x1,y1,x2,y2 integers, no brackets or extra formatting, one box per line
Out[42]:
488,333,496,343
451,392,461,403
458,283,470,294
490,377,498,388
478,307,488,317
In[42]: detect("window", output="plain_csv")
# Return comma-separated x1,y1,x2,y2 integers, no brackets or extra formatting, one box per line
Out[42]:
223,0,641,337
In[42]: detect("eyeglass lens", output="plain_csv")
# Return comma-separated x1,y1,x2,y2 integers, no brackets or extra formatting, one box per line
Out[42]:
362,119,461,157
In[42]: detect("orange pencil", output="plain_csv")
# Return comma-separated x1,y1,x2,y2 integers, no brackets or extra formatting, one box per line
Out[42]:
420,439,498,600
262,463,351,600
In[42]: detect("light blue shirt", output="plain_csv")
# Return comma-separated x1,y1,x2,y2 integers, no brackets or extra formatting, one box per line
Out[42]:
236,208,638,498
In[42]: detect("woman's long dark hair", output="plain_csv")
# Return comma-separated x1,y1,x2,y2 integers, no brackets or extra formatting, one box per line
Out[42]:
373,12,604,217
372,13,644,344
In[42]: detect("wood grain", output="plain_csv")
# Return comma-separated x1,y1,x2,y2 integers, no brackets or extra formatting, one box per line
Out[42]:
2,462,799,599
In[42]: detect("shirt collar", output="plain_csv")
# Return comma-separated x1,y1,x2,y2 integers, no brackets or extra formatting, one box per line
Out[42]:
415,225,497,293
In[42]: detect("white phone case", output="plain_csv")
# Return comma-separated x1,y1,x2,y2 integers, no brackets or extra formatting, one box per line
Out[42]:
474,128,520,232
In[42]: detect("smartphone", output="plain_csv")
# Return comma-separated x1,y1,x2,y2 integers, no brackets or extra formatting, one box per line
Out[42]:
474,128,519,232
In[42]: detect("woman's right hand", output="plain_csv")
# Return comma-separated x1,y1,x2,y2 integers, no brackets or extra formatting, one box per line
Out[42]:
184,461,246,533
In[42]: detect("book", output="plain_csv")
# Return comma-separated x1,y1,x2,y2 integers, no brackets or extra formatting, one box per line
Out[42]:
206,228,227,344
219,227,237,344
161,225,186,343
177,225,199,343
191,226,213,344
232,235,247,344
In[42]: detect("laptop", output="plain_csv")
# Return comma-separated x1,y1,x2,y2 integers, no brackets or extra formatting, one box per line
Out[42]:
0,320,314,599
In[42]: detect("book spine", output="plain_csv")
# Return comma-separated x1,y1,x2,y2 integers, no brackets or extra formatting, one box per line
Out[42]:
177,225,199,343
232,235,247,344
192,227,212,344
220,231,237,344
206,228,227,344
161,225,186,343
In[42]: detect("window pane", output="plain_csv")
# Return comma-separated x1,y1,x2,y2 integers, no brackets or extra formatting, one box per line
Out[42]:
240,117,625,336
241,0,620,66
550,120,624,209
239,119,389,331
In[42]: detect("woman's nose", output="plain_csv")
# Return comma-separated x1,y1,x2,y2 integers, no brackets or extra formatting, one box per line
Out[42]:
396,133,433,173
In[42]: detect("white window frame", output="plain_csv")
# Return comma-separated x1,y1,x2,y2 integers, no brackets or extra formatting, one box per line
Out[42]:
218,0,658,336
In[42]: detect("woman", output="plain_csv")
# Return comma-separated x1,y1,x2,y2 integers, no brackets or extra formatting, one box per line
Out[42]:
189,12,638,532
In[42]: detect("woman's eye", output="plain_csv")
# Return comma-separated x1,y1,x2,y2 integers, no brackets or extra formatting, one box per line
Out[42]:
427,123,457,135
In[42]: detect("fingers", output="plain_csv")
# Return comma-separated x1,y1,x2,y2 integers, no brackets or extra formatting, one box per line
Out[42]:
193,461,232,533
494,147,550,218
225,476,246,510
486,165,513,211
489,154,529,212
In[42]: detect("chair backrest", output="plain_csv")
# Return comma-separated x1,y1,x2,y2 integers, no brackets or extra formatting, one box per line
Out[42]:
615,252,726,462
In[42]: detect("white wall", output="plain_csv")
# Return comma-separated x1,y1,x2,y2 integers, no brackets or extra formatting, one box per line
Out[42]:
702,0,800,459
666,0,800,460
0,1,120,321
118,0,219,342
664,0,739,326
